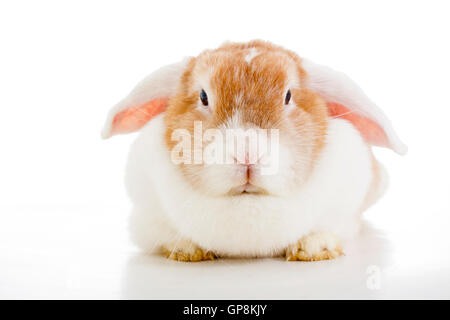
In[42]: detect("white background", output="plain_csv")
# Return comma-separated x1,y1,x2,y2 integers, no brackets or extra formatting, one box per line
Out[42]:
0,0,449,299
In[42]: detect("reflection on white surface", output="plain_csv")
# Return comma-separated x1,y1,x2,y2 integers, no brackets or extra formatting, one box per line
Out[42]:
1,202,449,299
121,223,391,299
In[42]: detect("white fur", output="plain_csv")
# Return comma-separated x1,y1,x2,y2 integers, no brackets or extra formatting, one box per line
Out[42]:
302,58,408,155
244,48,260,63
125,116,373,257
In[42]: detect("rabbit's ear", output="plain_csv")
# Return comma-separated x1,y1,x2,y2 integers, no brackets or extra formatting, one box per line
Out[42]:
101,58,190,139
302,59,407,155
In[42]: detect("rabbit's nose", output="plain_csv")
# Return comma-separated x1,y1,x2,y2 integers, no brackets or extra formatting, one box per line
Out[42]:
233,151,261,165
233,158,254,181
234,152,249,165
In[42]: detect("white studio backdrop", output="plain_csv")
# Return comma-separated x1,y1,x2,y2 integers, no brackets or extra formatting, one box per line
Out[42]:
0,0,449,299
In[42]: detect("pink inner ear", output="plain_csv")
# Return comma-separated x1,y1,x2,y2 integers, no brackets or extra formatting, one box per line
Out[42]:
327,102,389,148
111,98,169,135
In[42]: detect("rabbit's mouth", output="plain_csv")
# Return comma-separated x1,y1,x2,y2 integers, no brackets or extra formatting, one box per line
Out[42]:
228,183,267,196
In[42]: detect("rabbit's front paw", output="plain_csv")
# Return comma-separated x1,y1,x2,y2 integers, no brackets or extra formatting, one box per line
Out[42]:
285,231,343,261
162,239,216,262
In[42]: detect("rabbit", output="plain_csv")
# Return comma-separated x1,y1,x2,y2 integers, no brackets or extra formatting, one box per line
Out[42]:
102,40,406,262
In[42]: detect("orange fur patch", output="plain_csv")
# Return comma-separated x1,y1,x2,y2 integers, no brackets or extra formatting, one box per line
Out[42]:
164,40,328,148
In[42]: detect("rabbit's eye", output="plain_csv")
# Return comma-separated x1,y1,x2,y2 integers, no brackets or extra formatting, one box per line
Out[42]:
285,89,291,105
200,89,208,106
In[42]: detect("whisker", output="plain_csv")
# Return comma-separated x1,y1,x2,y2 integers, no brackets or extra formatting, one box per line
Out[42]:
331,110,355,119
